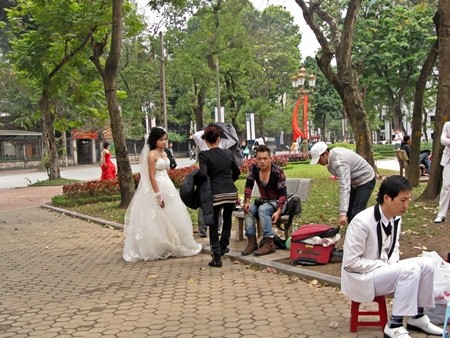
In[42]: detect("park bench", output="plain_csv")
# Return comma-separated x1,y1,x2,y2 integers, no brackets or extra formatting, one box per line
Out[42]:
233,178,312,241
395,149,425,178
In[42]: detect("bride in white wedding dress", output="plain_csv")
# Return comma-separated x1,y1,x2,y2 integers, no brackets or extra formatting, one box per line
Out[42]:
123,127,202,262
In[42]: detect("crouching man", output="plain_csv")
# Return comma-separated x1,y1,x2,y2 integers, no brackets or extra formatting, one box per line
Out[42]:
241,145,287,256
341,175,444,338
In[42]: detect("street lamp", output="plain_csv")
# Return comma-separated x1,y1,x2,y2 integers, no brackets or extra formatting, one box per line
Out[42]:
291,67,316,153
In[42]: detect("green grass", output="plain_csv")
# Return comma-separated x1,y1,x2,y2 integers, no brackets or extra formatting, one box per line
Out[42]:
55,199,126,224
30,178,79,186
51,162,439,236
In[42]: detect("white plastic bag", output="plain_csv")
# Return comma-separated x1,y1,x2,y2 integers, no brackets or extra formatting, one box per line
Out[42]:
422,251,450,304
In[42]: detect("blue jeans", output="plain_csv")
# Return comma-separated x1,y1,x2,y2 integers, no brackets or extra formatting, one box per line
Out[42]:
420,153,431,175
244,201,285,238
347,177,376,223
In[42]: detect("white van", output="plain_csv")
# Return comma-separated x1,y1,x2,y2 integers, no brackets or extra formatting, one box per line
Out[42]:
253,137,277,155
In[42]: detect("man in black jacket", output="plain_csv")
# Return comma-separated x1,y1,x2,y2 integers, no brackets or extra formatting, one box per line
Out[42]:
164,142,177,169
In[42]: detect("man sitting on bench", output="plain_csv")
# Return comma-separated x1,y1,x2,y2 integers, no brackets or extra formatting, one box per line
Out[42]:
401,135,431,176
241,145,287,256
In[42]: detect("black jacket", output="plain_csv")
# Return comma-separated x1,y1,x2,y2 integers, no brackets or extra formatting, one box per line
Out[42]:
198,148,240,197
180,169,214,226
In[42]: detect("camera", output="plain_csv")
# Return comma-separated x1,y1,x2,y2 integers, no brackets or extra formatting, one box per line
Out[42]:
254,198,266,207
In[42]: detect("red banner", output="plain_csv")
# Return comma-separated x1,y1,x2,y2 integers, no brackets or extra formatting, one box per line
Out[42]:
292,95,309,140
71,130,99,140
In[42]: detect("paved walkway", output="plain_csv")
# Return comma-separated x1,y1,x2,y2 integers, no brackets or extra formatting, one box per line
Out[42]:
0,183,431,338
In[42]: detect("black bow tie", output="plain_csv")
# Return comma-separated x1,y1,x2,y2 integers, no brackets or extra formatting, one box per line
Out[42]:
383,222,392,236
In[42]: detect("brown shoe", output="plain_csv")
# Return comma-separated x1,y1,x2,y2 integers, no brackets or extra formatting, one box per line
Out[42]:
241,235,258,256
253,237,275,256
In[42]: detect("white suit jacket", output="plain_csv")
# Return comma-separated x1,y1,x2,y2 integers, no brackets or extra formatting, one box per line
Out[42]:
440,121,450,166
341,205,401,302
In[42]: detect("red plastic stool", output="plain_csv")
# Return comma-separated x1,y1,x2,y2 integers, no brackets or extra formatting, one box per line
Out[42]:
350,296,388,332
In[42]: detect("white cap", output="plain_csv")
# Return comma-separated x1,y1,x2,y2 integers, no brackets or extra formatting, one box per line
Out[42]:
310,141,328,165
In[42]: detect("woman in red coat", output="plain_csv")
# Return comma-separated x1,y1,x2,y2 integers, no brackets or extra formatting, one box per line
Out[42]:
100,141,116,180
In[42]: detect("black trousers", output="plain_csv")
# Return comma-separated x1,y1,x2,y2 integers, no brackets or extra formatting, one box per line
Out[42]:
209,203,234,250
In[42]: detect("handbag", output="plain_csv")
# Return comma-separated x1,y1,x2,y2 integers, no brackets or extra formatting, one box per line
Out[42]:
283,193,301,216
422,251,450,304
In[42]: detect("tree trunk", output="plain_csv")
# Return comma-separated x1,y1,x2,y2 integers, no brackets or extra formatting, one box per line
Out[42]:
392,99,404,133
341,85,375,168
422,4,450,200
104,0,135,208
194,84,207,129
39,88,61,180
409,39,438,188
295,0,375,168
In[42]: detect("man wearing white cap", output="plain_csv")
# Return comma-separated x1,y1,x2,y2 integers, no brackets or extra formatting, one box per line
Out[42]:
310,141,376,225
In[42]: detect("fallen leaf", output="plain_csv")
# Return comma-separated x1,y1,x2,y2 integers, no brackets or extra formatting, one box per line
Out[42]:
329,321,339,329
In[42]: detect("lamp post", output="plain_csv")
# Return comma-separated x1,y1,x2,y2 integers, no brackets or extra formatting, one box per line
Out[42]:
141,101,155,135
291,67,316,153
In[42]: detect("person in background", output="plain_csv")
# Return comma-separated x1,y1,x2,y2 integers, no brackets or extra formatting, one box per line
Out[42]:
251,141,259,158
99,141,116,180
394,129,404,150
309,141,376,226
342,175,443,338
197,125,240,267
400,135,430,176
290,140,299,154
241,139,250,159
434,121,450,223
241,145,287,256
164,141,177,169
122,127,202,262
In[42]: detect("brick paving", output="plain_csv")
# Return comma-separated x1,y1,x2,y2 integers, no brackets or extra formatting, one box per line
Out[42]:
0,186,432,338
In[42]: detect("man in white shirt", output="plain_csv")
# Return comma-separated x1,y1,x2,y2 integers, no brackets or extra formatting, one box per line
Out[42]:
342,175,444,338
434,121,450,223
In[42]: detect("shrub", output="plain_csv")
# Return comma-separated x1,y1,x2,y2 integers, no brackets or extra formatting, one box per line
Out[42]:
63,173,141,198
62,153,307,199
239,154,294,175
168,166,198,188
285,152,310,162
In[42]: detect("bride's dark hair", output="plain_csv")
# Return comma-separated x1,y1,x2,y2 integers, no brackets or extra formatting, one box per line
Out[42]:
147,127,166,150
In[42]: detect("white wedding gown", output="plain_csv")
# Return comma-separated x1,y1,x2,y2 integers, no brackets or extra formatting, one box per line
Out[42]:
123,147,202,262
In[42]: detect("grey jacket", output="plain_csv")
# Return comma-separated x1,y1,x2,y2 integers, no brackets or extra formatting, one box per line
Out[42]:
327,147,375,216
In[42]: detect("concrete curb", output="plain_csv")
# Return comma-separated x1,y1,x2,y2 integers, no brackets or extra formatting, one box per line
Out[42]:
43,203,341,288
42,203,124,230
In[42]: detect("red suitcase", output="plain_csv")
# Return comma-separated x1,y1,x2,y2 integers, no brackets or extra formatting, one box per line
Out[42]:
290,224,339,265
